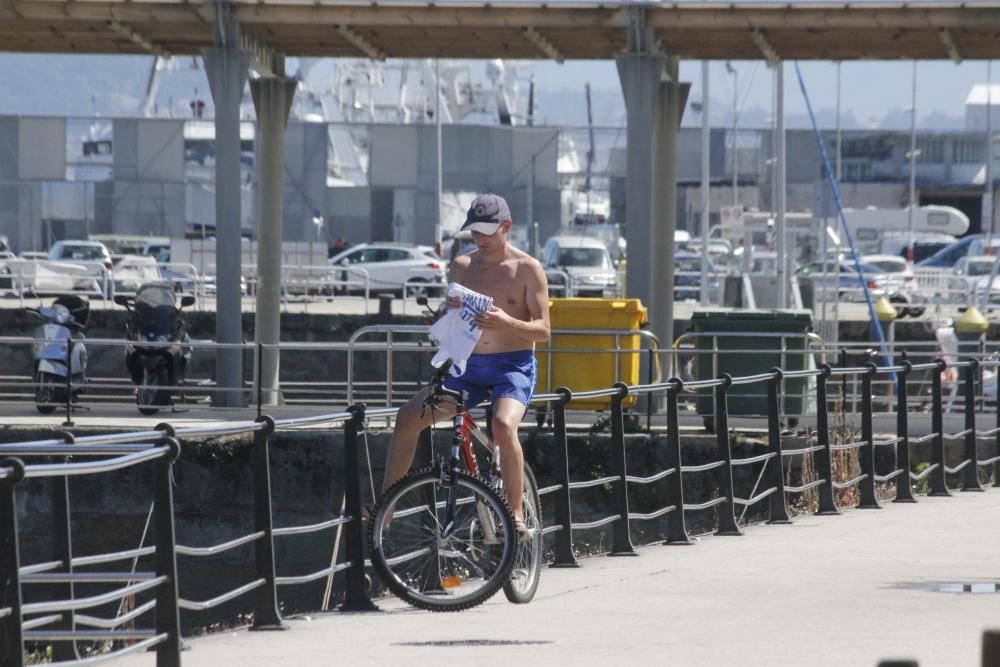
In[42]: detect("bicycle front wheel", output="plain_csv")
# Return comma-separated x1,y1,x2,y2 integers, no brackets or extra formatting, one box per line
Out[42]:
503,463,542,604
368,467,516,612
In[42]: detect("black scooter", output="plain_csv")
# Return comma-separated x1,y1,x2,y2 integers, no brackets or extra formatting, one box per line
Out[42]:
114,282,194,415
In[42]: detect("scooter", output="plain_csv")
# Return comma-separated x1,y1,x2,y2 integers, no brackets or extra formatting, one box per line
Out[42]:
114,282,194,415
27,295,89,415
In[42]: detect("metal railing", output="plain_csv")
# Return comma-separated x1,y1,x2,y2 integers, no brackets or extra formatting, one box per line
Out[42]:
0,437,181,666
538,357,1000,566
1,353,998,664
0,406,388,666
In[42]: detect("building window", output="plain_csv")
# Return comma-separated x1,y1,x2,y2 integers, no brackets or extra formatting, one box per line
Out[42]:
916,137,944,164
954,138,985,164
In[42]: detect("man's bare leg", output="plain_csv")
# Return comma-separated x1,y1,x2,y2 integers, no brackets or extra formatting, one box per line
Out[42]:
382,386,457,495
491,397,527,523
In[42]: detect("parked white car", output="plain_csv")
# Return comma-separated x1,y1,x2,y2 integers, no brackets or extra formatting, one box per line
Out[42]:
542,235,619,298
49,240,114,294
328,242,446,297
950,255,1000,305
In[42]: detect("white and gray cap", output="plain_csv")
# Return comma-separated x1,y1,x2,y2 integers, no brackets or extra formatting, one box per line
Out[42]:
460,193,511,235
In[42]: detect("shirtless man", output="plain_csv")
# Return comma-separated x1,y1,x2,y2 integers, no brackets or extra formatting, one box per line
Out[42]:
381,193,550,529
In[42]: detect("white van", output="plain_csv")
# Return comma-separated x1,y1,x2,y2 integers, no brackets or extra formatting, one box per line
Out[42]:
542,235,619,298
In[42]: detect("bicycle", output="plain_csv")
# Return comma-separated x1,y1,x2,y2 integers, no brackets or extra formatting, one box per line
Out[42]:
367,359,543,612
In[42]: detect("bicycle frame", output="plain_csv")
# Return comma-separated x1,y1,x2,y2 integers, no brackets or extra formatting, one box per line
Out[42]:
453,410,494,477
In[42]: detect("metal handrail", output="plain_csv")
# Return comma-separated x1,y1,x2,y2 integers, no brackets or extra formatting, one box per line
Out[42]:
273,517,350,537
625,468,676,484
176,532,265,557
179,579,266,611
21,577,166,614
23,447,169,478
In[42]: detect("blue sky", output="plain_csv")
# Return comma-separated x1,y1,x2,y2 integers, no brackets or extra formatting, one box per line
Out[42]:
0,53,989,130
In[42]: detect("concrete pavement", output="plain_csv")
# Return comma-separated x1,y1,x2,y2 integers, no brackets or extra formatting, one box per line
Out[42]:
119,488,1000,667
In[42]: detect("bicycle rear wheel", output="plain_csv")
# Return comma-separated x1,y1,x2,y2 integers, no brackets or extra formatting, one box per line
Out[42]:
503,463,542,603
368,467,516,612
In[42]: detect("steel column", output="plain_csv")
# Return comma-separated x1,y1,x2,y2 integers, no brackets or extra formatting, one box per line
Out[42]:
615,6,665,311
203,8,251,408
251,77,296,407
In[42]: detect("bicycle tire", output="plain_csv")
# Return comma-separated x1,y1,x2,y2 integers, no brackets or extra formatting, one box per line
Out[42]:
368,467,516,612
503,463,542,604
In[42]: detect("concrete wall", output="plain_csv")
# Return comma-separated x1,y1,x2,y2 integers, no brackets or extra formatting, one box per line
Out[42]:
362,124,561,246
281,122,329,243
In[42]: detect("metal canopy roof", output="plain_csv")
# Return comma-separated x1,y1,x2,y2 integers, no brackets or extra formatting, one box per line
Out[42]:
1,1,999,62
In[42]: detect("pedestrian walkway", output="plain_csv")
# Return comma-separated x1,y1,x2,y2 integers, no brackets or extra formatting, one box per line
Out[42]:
120,488,1000,667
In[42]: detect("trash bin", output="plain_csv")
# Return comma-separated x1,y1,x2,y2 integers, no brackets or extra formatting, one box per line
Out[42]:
536,298,648,411
689,308,814,420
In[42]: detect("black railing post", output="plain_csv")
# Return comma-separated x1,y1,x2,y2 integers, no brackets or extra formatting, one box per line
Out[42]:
714,375,742,536
929,359,951,496
894,361,916,503
609,383,636,556
646,346,654,433
0,458,25,667
340,404,379,611
551,389,579,568
50,432,78,662
814,365,840,515
256,343,264,419
664,379,690,544
961,359,984,492
63,335,74,427
766,370,790,524
858,364,881,509
153,438,182,667
250,416,284,630
995,363,1000,488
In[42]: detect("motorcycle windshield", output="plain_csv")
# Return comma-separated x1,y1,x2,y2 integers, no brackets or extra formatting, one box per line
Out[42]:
134,283,178,338
36,323,70,359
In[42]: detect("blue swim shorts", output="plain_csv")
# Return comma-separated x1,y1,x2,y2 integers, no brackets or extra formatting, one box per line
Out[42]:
442,350,537,408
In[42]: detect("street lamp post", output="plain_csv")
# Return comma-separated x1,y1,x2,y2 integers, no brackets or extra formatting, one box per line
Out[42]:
906,61,918,264
726,62,738,211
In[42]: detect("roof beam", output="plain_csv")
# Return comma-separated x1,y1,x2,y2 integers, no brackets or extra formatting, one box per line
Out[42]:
749,29,779,65
105,19,171,59
334,24,385,61
240,31,285,77
938,28,962,64
522,27,564,63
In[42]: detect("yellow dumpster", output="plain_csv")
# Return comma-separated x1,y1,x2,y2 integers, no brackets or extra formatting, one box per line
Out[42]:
536,298,647,411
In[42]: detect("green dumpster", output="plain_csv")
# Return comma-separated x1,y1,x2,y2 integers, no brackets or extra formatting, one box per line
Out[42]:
690,308,814,420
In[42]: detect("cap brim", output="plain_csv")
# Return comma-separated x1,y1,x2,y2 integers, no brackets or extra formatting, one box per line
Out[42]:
461,221,501,235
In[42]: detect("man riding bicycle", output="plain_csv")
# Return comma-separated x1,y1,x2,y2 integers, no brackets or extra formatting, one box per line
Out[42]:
381,193,551,534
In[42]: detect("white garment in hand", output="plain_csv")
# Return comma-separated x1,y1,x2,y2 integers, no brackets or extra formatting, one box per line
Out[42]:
428,283,494,376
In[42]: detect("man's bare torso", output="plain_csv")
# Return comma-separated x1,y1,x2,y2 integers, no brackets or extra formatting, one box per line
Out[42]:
451,247,540,354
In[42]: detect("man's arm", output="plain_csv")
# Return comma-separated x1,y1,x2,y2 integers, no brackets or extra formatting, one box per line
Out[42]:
519,259,551,342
